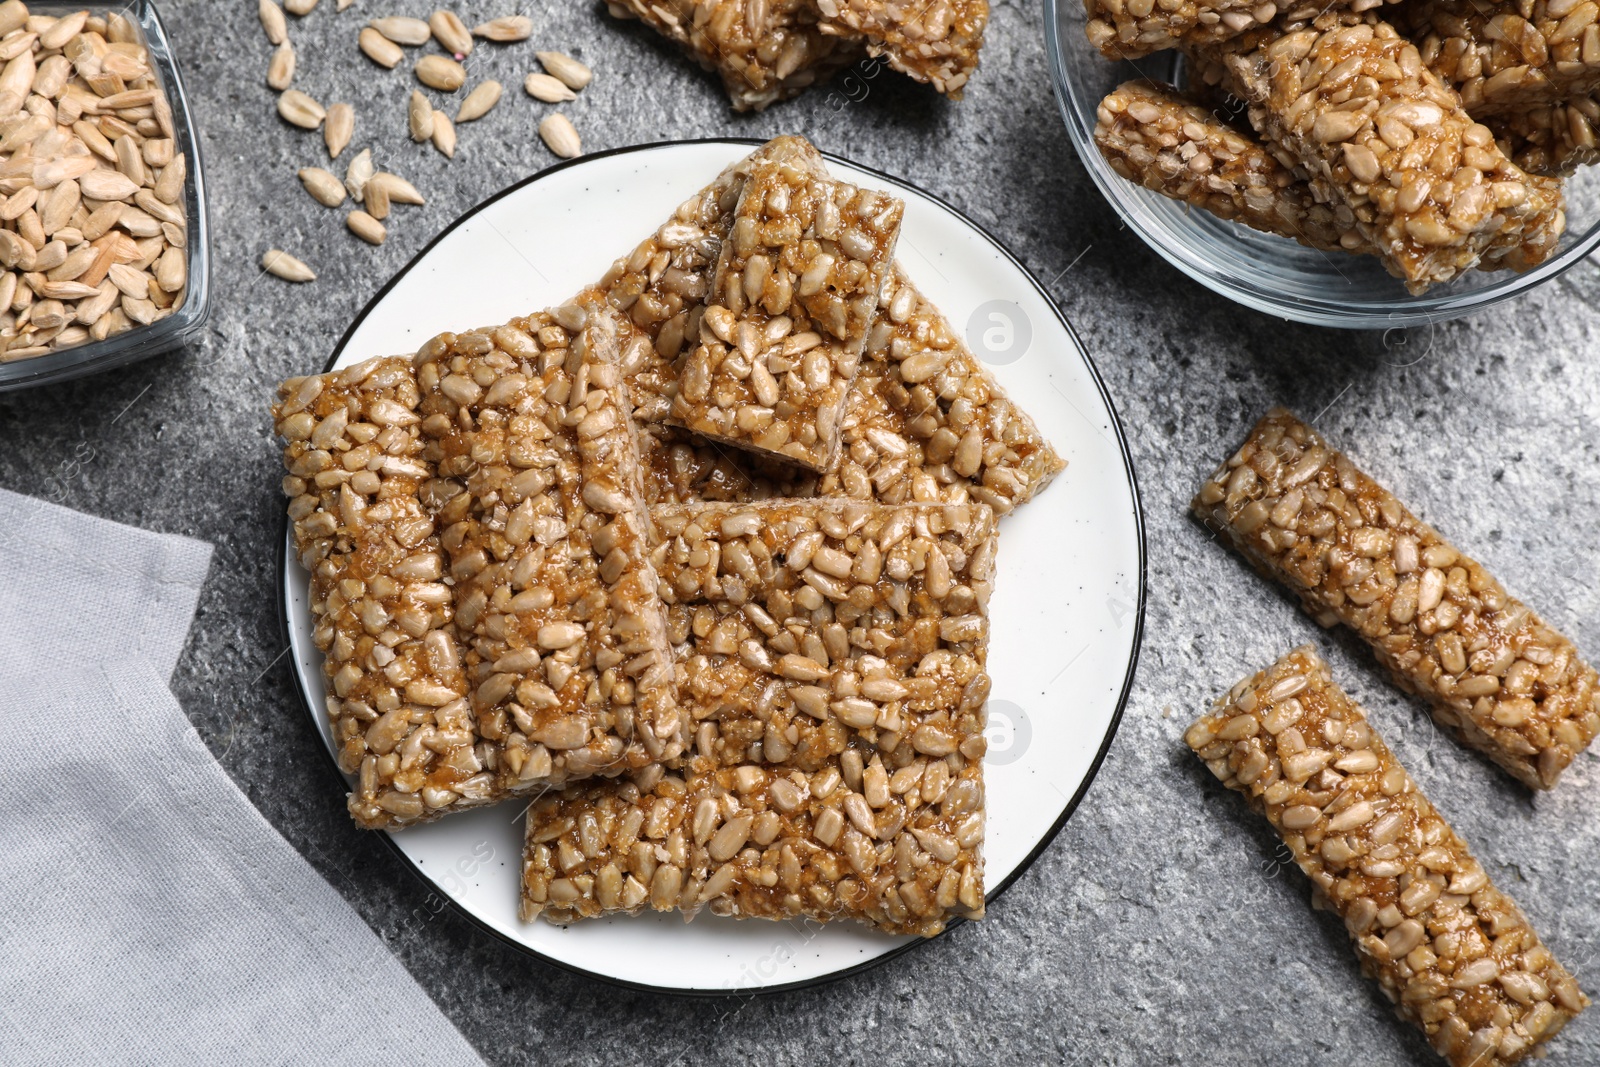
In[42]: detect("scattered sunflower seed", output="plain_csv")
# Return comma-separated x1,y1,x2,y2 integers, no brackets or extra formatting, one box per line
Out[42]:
344,147,374,200
472,15,532,41
456,80,502,122
285,0,319,14
267,41,296,91
369,16,430,46
369,172,424,205
325,102,354,158
298,166,347,207
539,113,581,158
337,0,356,9
347,210,386,245
259,0,288,45
407,90,433,142
537,51,592,91
263,248,315,281
364,176,391,220
429,10,473,56
431,112,456,158
278,89,326,130
415,54,465,92
524,72,575,103
358,26,402,68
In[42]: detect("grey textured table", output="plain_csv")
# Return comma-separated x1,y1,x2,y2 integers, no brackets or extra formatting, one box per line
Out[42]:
4,2,1599,1064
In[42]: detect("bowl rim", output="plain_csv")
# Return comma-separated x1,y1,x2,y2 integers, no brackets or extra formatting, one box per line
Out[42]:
1042,0,1600,329
0,0,211,393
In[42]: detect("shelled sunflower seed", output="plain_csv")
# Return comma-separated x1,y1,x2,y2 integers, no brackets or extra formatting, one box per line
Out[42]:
259,0,287,45
473,15,532,42
346,209,385,245
324,102,354,158
415,54,464,91
431,112,456,157
298,167,347,207
358,26,402,67
456,80,501,122
0,4,190,361
363,173,390,219
429,10,472,56
344,147,373,199
524,72,575,102
407,89,432,141
537,50,593,90
539,113,581,157
369,15,429,46
369,171,423,204
285,0,318,14
263,249,313,281
278,89,326,129
267,40,295,90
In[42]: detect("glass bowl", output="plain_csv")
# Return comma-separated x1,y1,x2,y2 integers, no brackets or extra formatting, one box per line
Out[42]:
0,0,210,392
1043,0,1600,328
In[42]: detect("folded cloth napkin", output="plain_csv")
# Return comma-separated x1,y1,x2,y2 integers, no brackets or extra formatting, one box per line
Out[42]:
0,493,485,1067
0,487,212,679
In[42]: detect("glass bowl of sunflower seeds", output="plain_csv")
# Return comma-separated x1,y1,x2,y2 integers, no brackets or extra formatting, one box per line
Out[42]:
1045,0,1600,329
0,0,209,392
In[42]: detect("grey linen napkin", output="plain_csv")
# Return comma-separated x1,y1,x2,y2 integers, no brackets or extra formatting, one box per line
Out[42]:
0,493,485,1067
0,487,212,679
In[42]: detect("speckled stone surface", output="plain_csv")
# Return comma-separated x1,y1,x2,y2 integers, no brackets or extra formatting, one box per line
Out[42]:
3,1,1599,1063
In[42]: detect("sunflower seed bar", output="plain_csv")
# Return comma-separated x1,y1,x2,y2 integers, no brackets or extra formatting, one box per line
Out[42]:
1403,0,1600,119
1084,0,1264,60
813,0,988,96
1094,80,1369,255
597,136,1062,511
1214,12,1566,292
1188,646,1589,1066
1094,79,1561,273
821,266,1065,514
412,297,684,799
521,500,993,934
669,161,904,472
1194,408,1600,789
274,357,493,830
1490,96,1600,177
1084,0,1404,60
641,424,820,503
604,0,861,110
598,137,829,494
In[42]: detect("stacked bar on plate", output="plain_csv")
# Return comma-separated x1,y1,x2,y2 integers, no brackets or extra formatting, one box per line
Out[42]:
1087,0,1589,292
669,156,904,471
522,500,992,935
272,136,1066,937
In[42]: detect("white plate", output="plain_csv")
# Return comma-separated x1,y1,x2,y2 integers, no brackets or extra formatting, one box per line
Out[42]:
280,140,1145,994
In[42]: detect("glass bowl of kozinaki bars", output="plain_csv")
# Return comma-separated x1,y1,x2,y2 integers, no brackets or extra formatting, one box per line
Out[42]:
1045,0,1600,328
0,1,209,392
